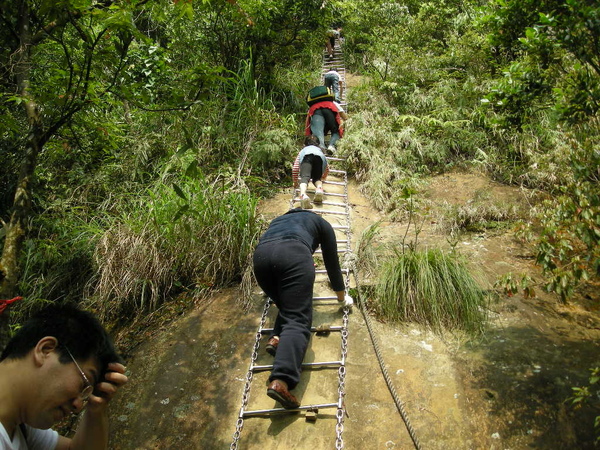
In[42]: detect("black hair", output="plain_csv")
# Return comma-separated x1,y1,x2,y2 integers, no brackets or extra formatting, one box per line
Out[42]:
304,135,320,146
0,303,122,377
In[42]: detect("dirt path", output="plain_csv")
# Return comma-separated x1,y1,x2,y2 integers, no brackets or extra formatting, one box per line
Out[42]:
108,175,600,449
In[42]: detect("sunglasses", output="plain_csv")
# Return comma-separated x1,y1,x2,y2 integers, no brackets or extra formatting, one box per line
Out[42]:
63,346,94,403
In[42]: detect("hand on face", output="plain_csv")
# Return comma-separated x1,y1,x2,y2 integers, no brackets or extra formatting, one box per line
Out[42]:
86,362,128,412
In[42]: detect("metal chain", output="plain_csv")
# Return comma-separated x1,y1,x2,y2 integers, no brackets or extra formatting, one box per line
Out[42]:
230,298,272,450
335,157,352,449
335,306,349,449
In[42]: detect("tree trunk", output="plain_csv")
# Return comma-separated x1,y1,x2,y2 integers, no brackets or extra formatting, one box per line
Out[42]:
0,0,44,351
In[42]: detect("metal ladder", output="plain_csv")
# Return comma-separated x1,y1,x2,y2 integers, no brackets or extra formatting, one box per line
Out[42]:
322,40,347,112
230,41,351,450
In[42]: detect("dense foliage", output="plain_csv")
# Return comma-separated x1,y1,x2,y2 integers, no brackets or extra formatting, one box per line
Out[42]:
1,0,598,337
0,0,333,335
342,0,599,302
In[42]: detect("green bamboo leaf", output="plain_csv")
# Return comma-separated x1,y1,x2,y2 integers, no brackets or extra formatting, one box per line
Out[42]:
172,183,188,201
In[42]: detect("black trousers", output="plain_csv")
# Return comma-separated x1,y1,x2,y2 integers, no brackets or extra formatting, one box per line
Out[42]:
253,239,315,390
312,107,339,134
299,153,323,185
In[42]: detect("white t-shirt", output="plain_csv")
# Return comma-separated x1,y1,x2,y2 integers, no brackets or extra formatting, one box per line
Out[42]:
0,422,59,450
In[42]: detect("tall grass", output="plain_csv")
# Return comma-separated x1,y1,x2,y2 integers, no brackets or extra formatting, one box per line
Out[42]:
14,216,102,322
375,247,488,334
89,176,261,320
437,188,525,234
355,221,382,280
342,83,485,219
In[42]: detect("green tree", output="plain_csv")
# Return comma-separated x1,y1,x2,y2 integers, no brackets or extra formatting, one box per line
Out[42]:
0,0,332,349
0,0,149,347
484,0,600,125
535,130,600,301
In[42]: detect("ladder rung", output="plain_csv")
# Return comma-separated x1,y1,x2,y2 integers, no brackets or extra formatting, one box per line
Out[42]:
332,225,349,230
322,200,348,207
324,203,349,209
329,169,346,174
316,241,349,250
327,157,346,162
242,402,339,417
292,199,348,208
294,190,347,199
313,300,348,306
316,268,349,274
323,180,345,186
322,192,347,198
260,325,344,333
252,361,343,372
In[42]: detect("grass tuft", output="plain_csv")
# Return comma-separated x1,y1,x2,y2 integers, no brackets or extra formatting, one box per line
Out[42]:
375,247,488,334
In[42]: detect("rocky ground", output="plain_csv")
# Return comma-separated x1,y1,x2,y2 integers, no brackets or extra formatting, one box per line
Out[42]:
105,172,600,449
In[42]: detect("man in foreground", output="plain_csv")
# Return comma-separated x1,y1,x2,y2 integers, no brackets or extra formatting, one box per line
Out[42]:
0,303,128,449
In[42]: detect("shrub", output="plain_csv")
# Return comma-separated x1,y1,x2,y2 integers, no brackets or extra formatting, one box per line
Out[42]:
14,216,101,321
535,132,600,302
568,367,600,445
375,247,488,334
89,175,261,320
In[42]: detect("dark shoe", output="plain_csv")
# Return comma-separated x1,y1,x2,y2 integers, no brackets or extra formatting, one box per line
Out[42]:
267,380,300,409
265,336,279,356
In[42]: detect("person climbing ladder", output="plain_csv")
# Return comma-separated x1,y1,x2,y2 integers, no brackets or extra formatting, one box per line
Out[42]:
305,98,348,154
292,135,329,209
325,27,342,59
324,68,343,102
252,208,351,409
